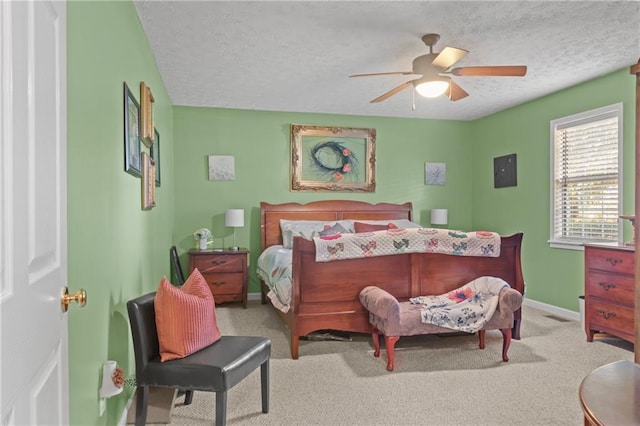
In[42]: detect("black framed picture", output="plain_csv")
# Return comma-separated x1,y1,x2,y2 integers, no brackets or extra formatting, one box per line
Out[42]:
151,127,161,187
123,82,141,177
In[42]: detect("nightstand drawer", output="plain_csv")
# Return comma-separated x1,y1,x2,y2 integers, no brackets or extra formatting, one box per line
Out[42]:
191,254,244,273
203,273,244,295
585,247,635,275
587,300,634,337
585,271,635,306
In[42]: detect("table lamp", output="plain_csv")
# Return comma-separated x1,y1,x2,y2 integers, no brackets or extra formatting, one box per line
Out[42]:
225,209,244,250
430,209,448,227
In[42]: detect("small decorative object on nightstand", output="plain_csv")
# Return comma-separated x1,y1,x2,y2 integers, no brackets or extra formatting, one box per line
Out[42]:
193,228,212,250
188,248,248,308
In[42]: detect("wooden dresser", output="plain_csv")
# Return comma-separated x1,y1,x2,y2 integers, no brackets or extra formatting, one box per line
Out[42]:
584,244,635,344
188,248,249,308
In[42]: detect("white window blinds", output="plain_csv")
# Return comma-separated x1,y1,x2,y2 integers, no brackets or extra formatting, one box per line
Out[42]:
550,104,622,247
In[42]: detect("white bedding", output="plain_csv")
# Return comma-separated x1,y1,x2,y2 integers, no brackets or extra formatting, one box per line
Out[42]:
256,245,292,313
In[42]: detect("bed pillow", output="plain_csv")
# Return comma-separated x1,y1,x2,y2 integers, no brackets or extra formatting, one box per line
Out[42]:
280,220,354,249
318,222,351,237
355,219,423,229
154,269,221,362
354,221,399,233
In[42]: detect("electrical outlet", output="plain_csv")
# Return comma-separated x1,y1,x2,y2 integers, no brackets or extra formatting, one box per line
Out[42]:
99,398,106,416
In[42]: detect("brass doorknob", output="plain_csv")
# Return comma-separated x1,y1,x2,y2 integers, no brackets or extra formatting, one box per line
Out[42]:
61,287,87,312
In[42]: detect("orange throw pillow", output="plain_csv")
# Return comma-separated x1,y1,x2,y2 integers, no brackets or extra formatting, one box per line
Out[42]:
154,269,221,362
353,222,399,233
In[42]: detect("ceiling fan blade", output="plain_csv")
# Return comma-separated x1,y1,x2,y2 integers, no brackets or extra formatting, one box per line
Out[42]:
370,80,414,103
350,71,414,78
447,80,469,102
451,66,527,77
432,47,469,69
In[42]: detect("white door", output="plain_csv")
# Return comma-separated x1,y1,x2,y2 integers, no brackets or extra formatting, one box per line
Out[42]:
1,0,69,424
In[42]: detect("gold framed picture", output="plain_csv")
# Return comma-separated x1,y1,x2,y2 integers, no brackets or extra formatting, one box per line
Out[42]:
141,152,156,210
140,82,155,147
290,124,376,192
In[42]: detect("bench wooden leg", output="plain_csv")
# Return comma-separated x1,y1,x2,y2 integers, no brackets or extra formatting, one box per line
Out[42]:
383,336,400,371
478,330,486,349
500,328,512,362
372,330,381,358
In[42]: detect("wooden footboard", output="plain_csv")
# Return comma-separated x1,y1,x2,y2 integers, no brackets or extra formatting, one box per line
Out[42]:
259,201,525,359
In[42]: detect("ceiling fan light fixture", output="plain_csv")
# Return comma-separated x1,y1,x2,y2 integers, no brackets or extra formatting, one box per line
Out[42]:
415,78,449,98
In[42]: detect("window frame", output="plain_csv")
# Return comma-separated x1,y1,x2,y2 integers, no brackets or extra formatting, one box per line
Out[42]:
549,103,623,250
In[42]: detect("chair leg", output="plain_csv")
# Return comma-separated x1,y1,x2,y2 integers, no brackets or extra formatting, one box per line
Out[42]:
372,329,381,358
135,386,149,426
261,359,269,414
478,330,486,349
383,335,400,371
500,327,512,362
216,391,227,426
184,390,194,405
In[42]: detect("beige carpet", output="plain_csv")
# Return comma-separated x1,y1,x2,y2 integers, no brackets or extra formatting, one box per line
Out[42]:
148,302,633,426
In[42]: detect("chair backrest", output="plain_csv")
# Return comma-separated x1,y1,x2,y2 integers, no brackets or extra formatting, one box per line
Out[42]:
127,292,159,380
170,245,186,285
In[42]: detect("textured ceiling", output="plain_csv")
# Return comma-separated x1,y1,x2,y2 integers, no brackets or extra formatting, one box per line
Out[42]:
134,1,640,121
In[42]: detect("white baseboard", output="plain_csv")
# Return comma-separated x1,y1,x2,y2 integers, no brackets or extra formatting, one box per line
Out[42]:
248,292,262,301
523,297,580,322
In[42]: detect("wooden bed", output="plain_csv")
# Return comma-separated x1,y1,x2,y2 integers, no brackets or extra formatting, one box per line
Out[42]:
260,200,525,359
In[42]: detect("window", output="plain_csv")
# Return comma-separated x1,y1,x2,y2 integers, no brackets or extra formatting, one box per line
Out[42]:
550,103,623,249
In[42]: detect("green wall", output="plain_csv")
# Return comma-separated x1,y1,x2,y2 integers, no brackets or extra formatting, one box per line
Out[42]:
471,68,636,310
67,1,174,424
171,108,474,292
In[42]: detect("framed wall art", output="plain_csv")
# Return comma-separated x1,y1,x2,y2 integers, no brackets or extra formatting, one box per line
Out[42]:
425,162,446,185
290,124,376,192
208,155,235,181
140,81,155,147
141,152,156,210
151,127,161,187
123,82,141,178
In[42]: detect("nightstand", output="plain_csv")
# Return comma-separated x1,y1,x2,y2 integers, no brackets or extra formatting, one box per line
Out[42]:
188,248,248,308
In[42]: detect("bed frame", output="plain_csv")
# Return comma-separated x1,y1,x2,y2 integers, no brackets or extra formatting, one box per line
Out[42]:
260,200,524,359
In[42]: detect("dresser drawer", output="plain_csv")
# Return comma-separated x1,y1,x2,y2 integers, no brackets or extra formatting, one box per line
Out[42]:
587,300,634,337
585,247,634,275
203,272,244,296
191,254,244,273
585,271,635,307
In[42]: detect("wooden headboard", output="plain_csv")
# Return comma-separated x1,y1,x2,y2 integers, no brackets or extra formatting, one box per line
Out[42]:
260,200,413,249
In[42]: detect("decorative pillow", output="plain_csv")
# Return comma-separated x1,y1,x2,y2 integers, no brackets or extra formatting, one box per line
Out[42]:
154,269,221,362
318,222,351,237
280,220,354,249
354,221,398,233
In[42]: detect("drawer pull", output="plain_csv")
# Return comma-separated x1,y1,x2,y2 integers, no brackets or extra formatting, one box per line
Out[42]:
597,310,616,320
210,260,227,266
212,281,227,286
598,282,617,291
604,257,623,267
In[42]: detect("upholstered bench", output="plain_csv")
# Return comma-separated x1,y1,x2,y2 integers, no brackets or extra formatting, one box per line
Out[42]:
359,281,523,371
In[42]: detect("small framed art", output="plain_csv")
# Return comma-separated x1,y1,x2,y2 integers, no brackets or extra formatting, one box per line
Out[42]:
208,155,235,181
123,82,141,177
151,127,161,187
425,162,446,185
140,82,155,147
141,152,156,210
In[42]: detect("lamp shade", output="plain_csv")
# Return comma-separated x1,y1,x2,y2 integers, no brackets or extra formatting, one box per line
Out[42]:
225,209,244,227
431,209,448,225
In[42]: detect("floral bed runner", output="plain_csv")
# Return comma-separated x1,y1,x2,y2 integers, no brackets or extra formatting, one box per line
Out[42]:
410,276,509,333
313,227,500,263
